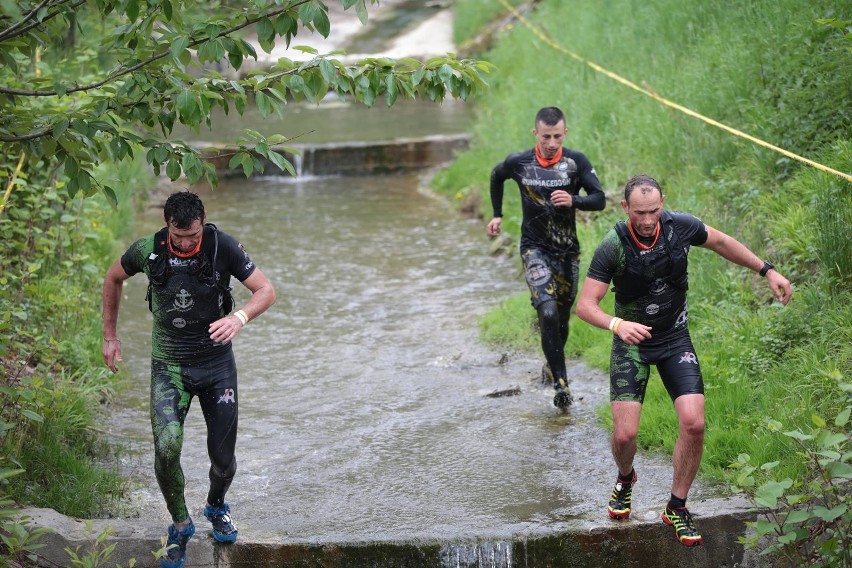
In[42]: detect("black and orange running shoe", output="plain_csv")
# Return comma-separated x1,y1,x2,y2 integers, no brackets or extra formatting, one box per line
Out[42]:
607,470,637,520
662,506,703,546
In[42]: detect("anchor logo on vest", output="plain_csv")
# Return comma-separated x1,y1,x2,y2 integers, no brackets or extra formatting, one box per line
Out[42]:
172,288,194,312
218,388,235,404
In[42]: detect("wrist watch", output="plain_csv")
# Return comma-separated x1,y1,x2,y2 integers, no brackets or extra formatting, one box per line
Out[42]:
759,261,775,277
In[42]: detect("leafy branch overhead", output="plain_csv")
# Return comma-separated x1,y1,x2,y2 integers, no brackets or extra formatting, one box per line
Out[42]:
0,0,494,203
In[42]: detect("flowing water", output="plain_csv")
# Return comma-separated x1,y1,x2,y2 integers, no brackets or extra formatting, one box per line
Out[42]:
105,173,709,545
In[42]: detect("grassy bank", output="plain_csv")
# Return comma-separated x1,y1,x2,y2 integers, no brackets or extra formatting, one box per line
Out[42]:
0,158,153,517
438,0,851,488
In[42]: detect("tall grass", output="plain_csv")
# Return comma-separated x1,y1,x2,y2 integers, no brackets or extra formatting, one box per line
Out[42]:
441,0,852,484
1,156,153,517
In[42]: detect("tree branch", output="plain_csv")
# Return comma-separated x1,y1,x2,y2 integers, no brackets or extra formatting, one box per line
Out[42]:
0,1,313,97
0,0,81,43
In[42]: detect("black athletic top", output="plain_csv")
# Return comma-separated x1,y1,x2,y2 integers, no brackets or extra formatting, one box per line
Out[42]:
490,147,605,256
121,229,256,364
587,211,708,335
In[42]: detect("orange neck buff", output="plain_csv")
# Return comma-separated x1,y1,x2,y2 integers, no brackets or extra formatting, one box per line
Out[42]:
168,234,203,258
627,220,661,250
535,144,563,168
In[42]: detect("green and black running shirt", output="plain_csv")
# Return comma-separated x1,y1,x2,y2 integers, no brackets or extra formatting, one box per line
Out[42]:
120,227,256,364
586,211,708,340
490,148,605,257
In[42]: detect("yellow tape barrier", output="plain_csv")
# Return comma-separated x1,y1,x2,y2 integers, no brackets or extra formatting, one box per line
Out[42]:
1,153,26,216
496,0,852,184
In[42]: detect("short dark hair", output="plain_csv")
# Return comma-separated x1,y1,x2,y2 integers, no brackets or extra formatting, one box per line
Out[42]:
163,191,205,228
623,174,663,203
534,107,566,128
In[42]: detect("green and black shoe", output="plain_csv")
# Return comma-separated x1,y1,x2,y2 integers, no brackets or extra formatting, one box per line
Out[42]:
662,506,703,546
607,470,637,520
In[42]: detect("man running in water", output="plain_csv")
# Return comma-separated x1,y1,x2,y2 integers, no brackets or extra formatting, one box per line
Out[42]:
576,174,792,546
102,191,275,568
488,106,606,408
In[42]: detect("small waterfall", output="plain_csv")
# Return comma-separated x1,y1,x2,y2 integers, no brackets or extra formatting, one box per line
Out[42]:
439,541,513,568
291,151,304,177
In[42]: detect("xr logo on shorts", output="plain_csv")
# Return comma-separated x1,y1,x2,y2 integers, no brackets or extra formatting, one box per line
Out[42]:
679,352,698,365
217,389,236,404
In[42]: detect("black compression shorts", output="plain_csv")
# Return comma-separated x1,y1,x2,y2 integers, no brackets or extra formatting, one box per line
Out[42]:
610,330,704,403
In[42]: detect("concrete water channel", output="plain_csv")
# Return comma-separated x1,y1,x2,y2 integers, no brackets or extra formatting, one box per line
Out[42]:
24,3,762,567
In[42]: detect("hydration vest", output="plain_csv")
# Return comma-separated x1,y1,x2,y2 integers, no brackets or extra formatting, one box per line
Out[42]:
612,210,689,304
145,223,234,314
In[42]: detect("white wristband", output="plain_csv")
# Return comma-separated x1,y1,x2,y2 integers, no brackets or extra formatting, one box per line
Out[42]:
608,317,618,331
233,310,248,326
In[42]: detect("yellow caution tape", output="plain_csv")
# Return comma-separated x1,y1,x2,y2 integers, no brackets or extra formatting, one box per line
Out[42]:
496,0,852,183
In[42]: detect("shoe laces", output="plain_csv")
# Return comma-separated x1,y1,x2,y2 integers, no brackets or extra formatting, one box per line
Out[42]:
206,504,236,532
611,472,636,502
667,507,697,531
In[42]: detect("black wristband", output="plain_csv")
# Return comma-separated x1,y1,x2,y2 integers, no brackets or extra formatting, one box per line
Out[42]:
759,261,775,277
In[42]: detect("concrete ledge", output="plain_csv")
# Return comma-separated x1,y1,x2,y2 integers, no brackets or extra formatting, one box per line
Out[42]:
199,134,471,178
21,496,761,568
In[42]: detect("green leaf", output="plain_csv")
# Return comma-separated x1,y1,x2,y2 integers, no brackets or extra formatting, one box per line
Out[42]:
784,509,811,524
826,461,852,479
385,74,398,106
170,37,189,60
256,92,272,117
755,481,787,508
314,9,331,38
267,150,295,176
319,59,338,84
257,17,275,43
53,118,69,139
176,90,200,125
811,414,826,428
21,409,43,422
783,429,812,441
813,505,847,523
126,0,139,21
166,159,182,181
101,185,118,208
835,407,850,427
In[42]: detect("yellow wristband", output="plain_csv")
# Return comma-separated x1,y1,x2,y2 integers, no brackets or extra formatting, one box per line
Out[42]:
612,319,623,335
233,310,248,325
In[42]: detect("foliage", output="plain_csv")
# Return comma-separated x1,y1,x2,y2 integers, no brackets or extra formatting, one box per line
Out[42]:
442,0,850,563
64,522,137,568
0,467,54,566
0,0,494,201
0,153,136,518
728,372,851,567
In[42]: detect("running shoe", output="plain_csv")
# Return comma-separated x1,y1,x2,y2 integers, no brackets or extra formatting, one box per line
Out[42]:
607,470,637,520
160,518,195,568
662,506,703,546
204,503,238,542
553,378,573,408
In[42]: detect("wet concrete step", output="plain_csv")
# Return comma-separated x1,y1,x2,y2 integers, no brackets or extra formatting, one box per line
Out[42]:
199,134,470,178
22,496,760,568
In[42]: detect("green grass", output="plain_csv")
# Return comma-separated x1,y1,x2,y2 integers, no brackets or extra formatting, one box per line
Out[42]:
0,156,153,517
444,0,852,486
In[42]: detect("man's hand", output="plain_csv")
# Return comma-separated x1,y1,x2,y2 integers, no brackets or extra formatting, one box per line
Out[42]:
615,321,653,345
767,270,793,305
550,189,574,208
487,217,502,237
209,315,244,344
102,338,123,373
